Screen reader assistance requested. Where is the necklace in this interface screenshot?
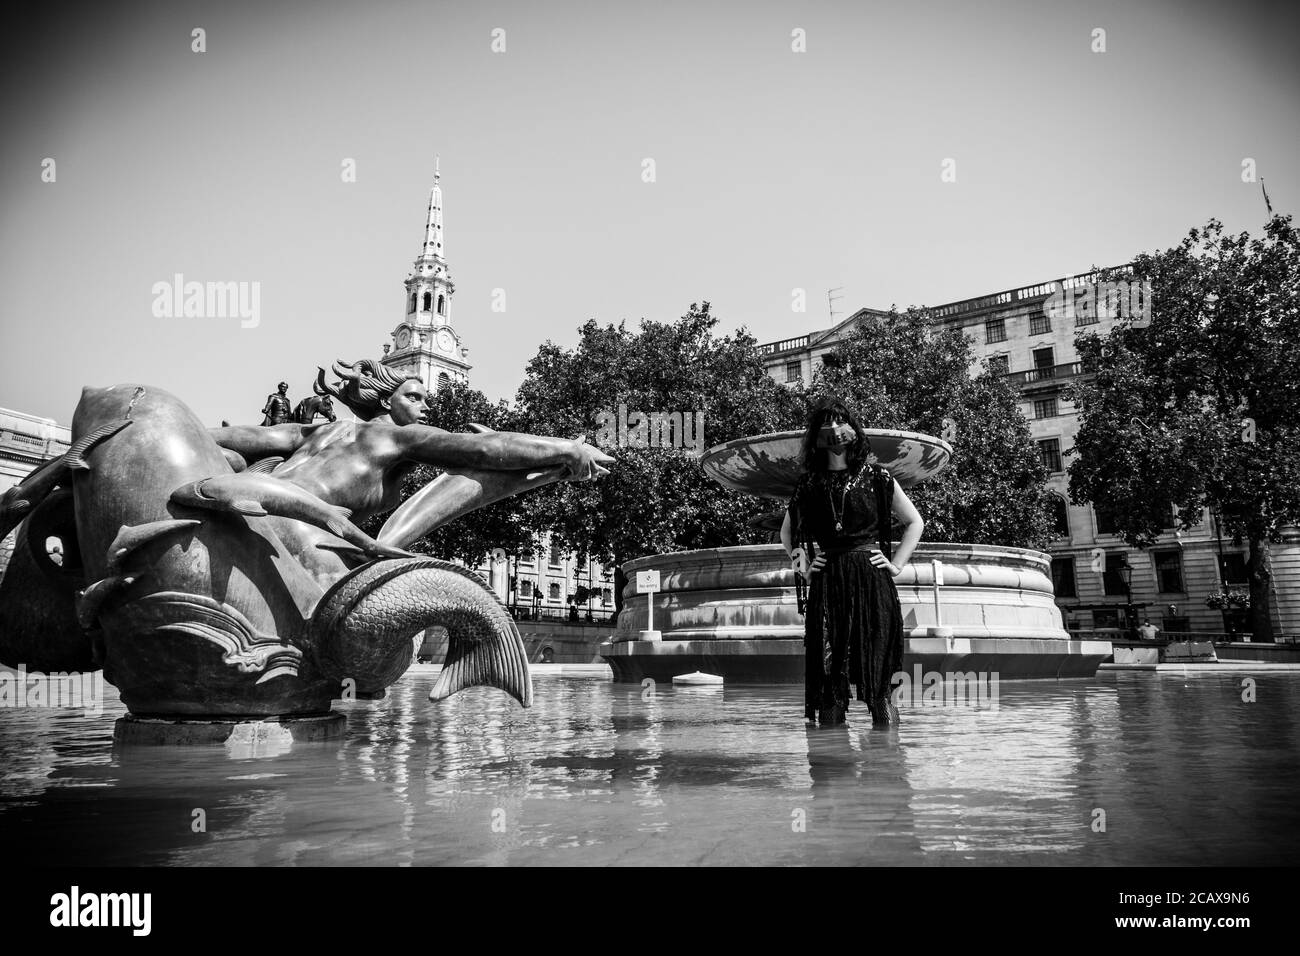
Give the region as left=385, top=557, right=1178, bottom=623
left=826, top=469, right=854, bottom=533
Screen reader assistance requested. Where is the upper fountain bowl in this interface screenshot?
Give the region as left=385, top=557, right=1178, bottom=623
left=701, top=428, right=952, bottom=499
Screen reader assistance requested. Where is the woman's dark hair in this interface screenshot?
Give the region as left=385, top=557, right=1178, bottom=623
left=799, top=394, right=873, bottom=474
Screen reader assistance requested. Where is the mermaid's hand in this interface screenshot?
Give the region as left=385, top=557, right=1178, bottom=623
left=566, top=435, right=614, bottom=480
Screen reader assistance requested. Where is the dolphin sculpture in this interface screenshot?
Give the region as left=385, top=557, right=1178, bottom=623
left=0, top=381, right=567, bottom=719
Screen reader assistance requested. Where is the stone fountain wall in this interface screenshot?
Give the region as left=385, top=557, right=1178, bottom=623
left=602, top=542, right=1110, bottom=682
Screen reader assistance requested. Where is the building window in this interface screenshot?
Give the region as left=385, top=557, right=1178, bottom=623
left=1033, top=397, right=1058, bottom=419
left=1030, top=347, right=1055, bottom=382
left=437, top=372, right=451, bottom=390
left=1029, top=307, right=1051, bottom=336
left=1051, top=557, right=1076, bottom=597
left=409, top=293, right=417, bottom=313
left=1095, top=505, right=1118, bottom=535
left=601, top=588, right=613, bottom=605
left=548, top=582, right=561, bottom=601
left=1038, top=438, right=1062, bottom=473
left=1093, top=608, right=1121, bottom=629
left=422, top=292, right=432, bottom=312
left=785, top=362, right=801, bottom=383
left=520, top=580, right=533, bottom=598
left=986, top=318, right=1007, bottom=344
left=1049, top=496, right=1069, bottom=538
left=1218, top=553, right=1248, bottom=586
left=1153, top=549, right=1184, bottom=593
left=1074, top=302, right=1099, bottom=326
left=987, top=354, right=1009, bottom=376
left=1103, top=552, right=1129, bottom=596
left=549, top=539, right=563, bottom=566
left=437, top=294, right=446, bottom=315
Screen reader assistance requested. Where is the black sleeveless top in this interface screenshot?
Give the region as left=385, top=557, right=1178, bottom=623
left=787, top=464, right=894, bottom=556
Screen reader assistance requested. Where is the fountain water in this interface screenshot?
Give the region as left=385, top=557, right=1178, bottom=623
left=602, top=429, right=1110, bottom=682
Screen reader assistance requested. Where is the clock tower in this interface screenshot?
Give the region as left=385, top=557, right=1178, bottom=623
left=382, top=157, right=472, bottom=392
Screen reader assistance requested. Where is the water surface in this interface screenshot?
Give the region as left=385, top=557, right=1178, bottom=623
left=2, top=665, right=1297, bottom=865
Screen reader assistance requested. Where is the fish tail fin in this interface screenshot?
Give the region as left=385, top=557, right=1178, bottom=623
left=430, top=613, right=532, bottom=708
left=64, top=419, right=132, bottom=471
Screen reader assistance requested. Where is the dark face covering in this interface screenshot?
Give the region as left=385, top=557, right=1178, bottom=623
left=814, top=408, right=854, bottom=450
left=815, top=421, right=855, bottom=449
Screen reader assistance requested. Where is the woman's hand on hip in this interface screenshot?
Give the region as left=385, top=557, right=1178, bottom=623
left=807, top=554, right=827, bottom=575
left=870, top=550, right=901, bottom=577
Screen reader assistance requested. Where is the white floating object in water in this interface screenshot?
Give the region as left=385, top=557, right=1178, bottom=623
left=673, top=671, right=723, bottom=686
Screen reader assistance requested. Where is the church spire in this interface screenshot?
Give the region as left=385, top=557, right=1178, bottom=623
left=383, top=159, right=469, bottom=394
left=422, top=155, right=444, bottom=261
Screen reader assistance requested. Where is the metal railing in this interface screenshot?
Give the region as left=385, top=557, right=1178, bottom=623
left=1001, top=361, right=1086, bottom=388
left=507, top=606, right=616, bottom=626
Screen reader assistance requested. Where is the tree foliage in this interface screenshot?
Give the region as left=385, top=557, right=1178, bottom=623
left=1066, top=215, right=1300, bottom=640
left=513, top=303, right=806, bottom=593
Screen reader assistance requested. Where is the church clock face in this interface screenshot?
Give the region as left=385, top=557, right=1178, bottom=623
left=395, top=327, right=411, bottom=350
left=436, top=328, right=455, bottom=353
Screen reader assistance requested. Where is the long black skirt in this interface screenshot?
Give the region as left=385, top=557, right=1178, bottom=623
left=804, top=550, right=905, bottom=720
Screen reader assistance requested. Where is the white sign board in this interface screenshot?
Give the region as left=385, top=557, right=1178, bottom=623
left=636, top=570, right=661, bottom=594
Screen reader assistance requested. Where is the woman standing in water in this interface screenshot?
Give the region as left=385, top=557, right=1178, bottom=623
left=780, top=396, right=924, bottom=726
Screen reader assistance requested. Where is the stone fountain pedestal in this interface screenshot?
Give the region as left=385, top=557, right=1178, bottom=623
left=603, top=543, right=1110, bottom=682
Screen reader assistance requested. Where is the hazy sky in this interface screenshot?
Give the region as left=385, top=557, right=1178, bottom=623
left=2, top=0, right=1296, bottom=425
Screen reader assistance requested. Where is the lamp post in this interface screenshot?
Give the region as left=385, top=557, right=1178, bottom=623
left=1116, top=554, right=1134, bottom=639
left=586, top=556, right=594, bottom=622
left=511, top=553, right=519, bottom=618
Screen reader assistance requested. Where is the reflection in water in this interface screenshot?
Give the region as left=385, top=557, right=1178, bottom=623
left=1, top=665, right=1298, bottom=865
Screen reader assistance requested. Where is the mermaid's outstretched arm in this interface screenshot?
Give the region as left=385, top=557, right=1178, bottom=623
left=378, top=464, right=568, bottom=549
left=392, top=424, right=613, bottom=479
left=209, top=423, right=320, bottom=461
left=377, top=424, right=612, bottom=549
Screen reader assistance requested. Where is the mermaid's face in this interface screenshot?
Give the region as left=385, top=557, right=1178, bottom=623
left=387, top=379, right=429, bottom=425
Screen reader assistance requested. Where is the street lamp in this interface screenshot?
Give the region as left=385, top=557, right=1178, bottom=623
left=1115, top=554, right=1134, bottom=638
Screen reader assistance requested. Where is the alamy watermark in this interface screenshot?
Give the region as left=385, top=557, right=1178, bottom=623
left=50, top=886, right=151, bottom=936
left=594, top=403, right=705, bottom=456
left=151, top=273, right=261, bottom=328
left=1044, top=279, right=1152, bottom=328
left=0, top=664, right=104, bottom=716
left=891, top=665, right=999, bottom=710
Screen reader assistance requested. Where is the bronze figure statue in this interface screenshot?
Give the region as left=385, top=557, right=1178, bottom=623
left=260, top=381, right=291, bottom=426
left=0, top=359, right=614, bottom=727
left=291, top=393, right=335, bottom=425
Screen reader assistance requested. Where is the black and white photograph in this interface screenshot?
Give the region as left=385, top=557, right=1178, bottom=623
left=0, top=0, right=1295, bottom=924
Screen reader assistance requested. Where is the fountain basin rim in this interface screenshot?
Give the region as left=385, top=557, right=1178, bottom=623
left=622, top=541, right=1056, bottom=568
left=700, top=427, right=954, bottom=463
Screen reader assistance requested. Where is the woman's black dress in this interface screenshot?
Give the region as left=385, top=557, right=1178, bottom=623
left=787, top=463, right=905, bottom=722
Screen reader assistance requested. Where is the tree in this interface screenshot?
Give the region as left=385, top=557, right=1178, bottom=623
left=514, top=303, right=806, bottom=610
left=812, top=308, right=1055, bottom=548
left=1066, top=215, right=1300, bottom=641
